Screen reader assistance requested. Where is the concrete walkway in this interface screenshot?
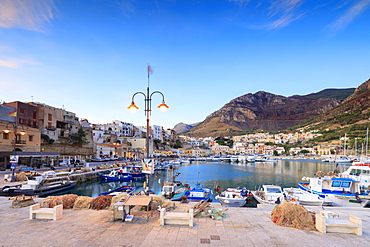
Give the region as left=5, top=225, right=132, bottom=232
left=0, top=196, right=369, bottom=247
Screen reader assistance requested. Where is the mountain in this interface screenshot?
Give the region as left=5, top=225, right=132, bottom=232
left=173, top=122, right=199, bottom=134
left=300, top=79, right=370, bottom=130
left=186, top=88, right=355, bottom=137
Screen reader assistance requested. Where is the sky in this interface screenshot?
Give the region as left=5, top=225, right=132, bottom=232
left=1, top=0, right=370, bottom=130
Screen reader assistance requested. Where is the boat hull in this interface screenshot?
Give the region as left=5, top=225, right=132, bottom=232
left=99, top=185, right=136, bottom=196
left=0, top=181, right=77, bottom=197
left=215, top=196, right=247, bottom=207
left=100, top=175, right=132, bottom=181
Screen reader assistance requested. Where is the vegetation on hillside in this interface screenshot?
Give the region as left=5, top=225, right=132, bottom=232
left=302, top=88, right=355, bottom=100
left=70, top=128, right=89, bottom=144
left=215, top=137, right=233, bottom=148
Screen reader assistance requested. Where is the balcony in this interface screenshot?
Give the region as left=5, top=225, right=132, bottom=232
left=12, top=140, right=27, bottom=145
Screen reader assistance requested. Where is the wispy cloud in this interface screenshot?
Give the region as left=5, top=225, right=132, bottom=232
left=229, top=0, right=253, bottom=7
left=0, top=57, right=39, bottom=68
left=326, top=0, right=370, bottom=33
left=230, top=0, right=305, bottom=29
left=0, top=0, right=56, bottom=32
left=267, top=0, right=305, bottom=29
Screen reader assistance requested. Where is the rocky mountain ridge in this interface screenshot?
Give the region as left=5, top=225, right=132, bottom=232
left=173, top=122, right=199, bottom=134
left=183, top=87, right=356, bottom=137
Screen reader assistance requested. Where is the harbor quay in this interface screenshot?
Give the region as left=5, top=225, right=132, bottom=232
left=0, top=196, right=369, bottom=247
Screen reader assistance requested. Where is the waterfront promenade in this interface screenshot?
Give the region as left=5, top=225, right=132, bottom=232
left=0, top=196, right=369, bottom=247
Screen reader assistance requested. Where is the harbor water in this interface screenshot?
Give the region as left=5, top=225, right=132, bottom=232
left=51, top=159, right=350, bottom=198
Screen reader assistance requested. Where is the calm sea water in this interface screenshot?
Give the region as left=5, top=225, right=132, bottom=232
left=52, top=159, right=351, bottom=198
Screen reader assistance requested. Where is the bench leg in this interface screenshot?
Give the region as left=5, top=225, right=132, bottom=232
left=160, top=208, right=166, bottom=226
left=189, top=209, right=194, bottom=227
left=315, top=214, right=326, bottom=233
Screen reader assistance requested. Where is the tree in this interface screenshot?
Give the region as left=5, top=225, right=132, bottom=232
left=299, top=149, right=310, bottom=155
left=153, top=139, right=161, bottom=149
left=173, top=139, right=183, bottom=149
left=41, top=134, right=54, bottom=144
left=70, top=128, right=88, bottom=144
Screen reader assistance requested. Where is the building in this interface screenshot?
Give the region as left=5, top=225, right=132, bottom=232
left=28, top=102, right=81, bottom=142
left=4, top=101, right=38, bottom=128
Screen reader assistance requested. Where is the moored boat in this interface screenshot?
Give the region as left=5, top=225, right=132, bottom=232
left=0, top=173, right=76, bottom=197
left=161, top=181, right=190, bottom=200
left=298, top=163, right=370, bottom=207
left=251, top=185, right=284, bottom=204
left=99, top=170, right=133, bottom=181
left=215, top=188, right=248, bottom=207
left=184, top=187, right=212, bottom=202
left=99, top=185, right=136, bottom=196
left=230, top=155, right=239, bottom=163
left=118, top=165, right=146, bottom=179
left=283, top=187, right=328, bottom=206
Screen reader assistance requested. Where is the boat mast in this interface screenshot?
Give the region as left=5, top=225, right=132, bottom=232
left=366, top=127, right=369, bottom=158
left=343, top=133, right=347, bottom=156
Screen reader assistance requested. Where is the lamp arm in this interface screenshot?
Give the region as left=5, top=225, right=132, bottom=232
left=150, top=91, right=166, bottom=101
left=131, top=91, right=146, bottom=102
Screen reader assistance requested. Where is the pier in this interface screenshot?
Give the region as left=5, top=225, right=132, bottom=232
left=0, top=196, right=369, bottom=246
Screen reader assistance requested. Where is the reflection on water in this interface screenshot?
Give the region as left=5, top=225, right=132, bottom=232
left=51, top=159, right=351, bottom=198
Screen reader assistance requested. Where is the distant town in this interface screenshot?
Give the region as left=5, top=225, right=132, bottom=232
left=0, top=100, right=358, bottom=170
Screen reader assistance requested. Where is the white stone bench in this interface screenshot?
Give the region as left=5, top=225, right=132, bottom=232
left=316, top=213, right=362, bottom=235
left=30, top=204, right=63, bottom=220
left=160, top=208, right=194, bottom=227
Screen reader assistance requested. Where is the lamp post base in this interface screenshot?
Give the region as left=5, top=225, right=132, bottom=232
left=11, top=169, right=16, bottom=182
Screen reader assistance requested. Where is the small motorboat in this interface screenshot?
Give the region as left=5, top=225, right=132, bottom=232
left=99, top=185, right=136, bottom=196
left=161, top=181, right=190, bottom=200
left=251, top=185, right=284, bottom=204
left=215, top=188, right=248, bottom=207
left=283, top=187, right=326, bottom=206
left=184, top=187, right=212, bottom=202
left=99, top=170, right=133, bottom=181
left=0, top=173, right=76, bottom=197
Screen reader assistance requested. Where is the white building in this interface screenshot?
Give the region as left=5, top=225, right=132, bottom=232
left=152, top=125, right=163, bottom=141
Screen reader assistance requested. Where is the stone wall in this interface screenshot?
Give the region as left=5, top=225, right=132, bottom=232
left=41, top=143, right=93, bottom=156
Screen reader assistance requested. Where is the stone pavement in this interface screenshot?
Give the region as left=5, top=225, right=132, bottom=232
left=0, top=196, right=369, bottom=247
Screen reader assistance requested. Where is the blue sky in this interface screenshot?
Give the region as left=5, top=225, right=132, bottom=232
left=1, top=0, right=370, bottom=129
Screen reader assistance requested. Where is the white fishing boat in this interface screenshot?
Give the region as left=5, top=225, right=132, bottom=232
left=238, top=155, right=246, bottom=163
left=299, top=162, right=370, bottom=207
left=0, top=172, right=76, bottom=197
left=246, top=155, right=255, bottom=163
left=255, top=156, right=278, bottom=162
left=230, top=155, right=239, bottom=162
left=283, top=187, right=329, bottom=206
left=251, top=185, right=284, bottom=204
left=215, top=188, right=248, bottom=207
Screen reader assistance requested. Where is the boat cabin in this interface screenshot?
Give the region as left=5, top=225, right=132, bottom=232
left=262, top=185, right=284, bottom=202
left=308, top=177, right=360, bottom=194
left=221, top=188, right=247, bottom=198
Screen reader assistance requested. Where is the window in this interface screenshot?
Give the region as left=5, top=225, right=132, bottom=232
left=341, top=182, right=351, bottom=188
left=33, top=111, right=37, bottom=119
left=29, top=135, right=33, bottom=142
left=20, top=108, right=25, bottom=113
left=3, top=133, right=9, bottom=140
left=331, top=181, right=341, bottom=187
left=48, top=113, right=52, bottom=121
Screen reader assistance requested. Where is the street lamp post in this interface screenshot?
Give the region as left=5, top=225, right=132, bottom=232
left=2, top=122, right=26, bottom=182
left=127, top=66, right=169, bottom=158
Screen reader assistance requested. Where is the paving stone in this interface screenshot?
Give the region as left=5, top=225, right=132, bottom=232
left=1, top=198, right=370, bottom=246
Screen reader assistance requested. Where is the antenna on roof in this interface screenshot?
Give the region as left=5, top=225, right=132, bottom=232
left=31, top=96, right=33, bottom=102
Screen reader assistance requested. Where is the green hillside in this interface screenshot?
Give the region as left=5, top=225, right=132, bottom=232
left=302, top=88, right=355, bottom=100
